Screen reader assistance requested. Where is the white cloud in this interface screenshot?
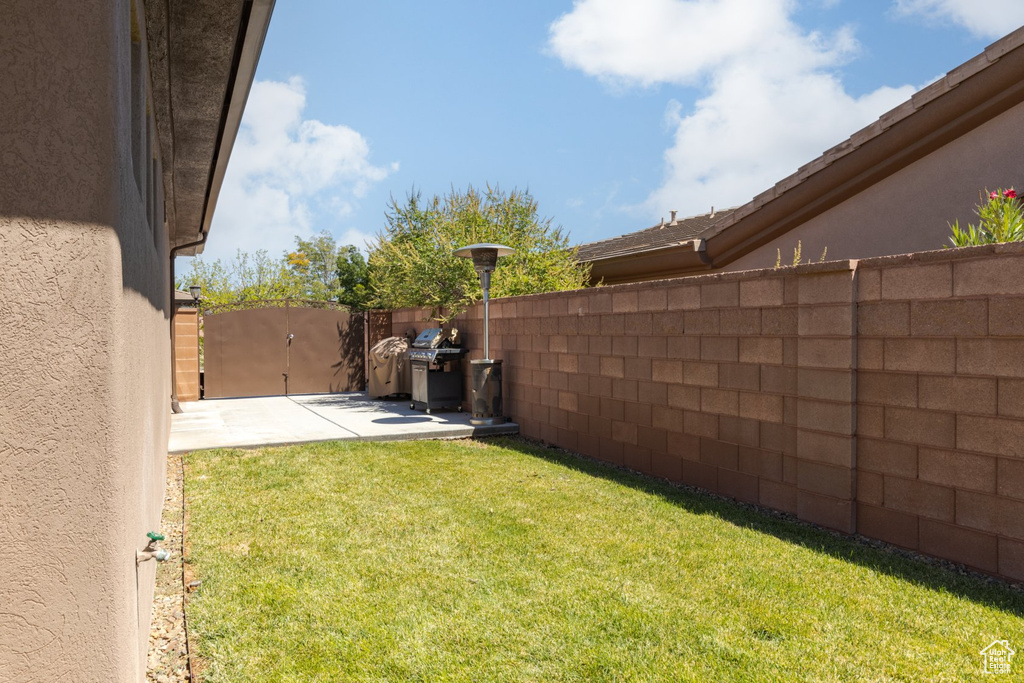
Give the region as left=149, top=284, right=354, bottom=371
left=548, top=0, right=917, bottom=223
left=648, top=60, right=916, bottom=219
left=548, top=0, right=850, bottom=88
left=204, top=76, right=393, bottom=262
left=892, top=0, right=1024, bottom=39
left=336, top=227, right=376, bottom=254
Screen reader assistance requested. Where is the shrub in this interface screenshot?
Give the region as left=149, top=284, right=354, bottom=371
left=774, top=240, right=827, bottom=268
left=367, top=185, right=590, bottom=322
left=947, top=188, right=1023, bottom=247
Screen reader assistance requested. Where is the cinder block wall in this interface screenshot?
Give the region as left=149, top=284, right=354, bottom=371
left=389, top=243, right=1024, bottom=582
left=855, top=245, right=1024, bottom=580
left=174, top=307, right=200, bottom=401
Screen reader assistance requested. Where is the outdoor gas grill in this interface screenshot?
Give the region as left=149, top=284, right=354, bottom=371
left=408, top=328, right=468, bottom=413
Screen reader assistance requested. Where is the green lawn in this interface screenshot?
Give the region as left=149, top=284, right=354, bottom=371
left=184, top=437, right=1024, bottom=682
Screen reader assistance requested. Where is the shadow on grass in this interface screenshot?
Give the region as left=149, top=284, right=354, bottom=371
left=483, top=435, right=1024, bottom=619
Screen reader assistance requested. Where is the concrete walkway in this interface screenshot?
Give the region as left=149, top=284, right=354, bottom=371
left=169, top=392, right=518, bottom=453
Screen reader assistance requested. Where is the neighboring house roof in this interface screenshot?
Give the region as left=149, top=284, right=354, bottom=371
left=576, top=209, right=735, bottom=263
left=147, top=0, right=275, bottom=254
left=580, top=25, right=1024, bottom=284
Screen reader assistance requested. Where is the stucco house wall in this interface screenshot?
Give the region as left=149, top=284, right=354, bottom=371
left=0, top=3, right=170, bottom=680
left=0, top=0, right=272, bottom=679
left=726, top=101, right=1024, bottom=272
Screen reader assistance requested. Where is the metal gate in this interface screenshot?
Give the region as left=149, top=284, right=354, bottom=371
left=203, top=301, right=365, bottom=398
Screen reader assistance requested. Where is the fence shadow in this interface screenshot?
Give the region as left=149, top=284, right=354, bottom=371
left=484, top=435, right=1024, bottom=618
left=330, top=314, right=365, bottom=392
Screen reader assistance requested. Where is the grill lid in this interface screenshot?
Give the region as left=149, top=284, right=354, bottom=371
left=412, top=328, right=445, bottom=348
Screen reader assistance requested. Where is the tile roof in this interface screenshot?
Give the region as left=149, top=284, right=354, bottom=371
left=576, top=24, right=1024, bottom=271
left=703, top=24, right=1024, bottom=242
left=576, top=209, right=735, bottom=262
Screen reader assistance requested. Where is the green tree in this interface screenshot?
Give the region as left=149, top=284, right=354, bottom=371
left=286, top=231, right=342, bottom=300
left=177, top=249, right=298, bottom=309
left=335, top=245, right=371, bottom=311
left=367, top=185, right=591, bottom=321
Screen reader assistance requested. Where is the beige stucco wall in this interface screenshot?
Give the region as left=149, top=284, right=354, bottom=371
left=0, top=2, right=170, bottom=681
left=726, top=100, right=1024, bottom=272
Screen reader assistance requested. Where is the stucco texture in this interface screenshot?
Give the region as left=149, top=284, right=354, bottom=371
left=0, top=2, right=170, bottom=681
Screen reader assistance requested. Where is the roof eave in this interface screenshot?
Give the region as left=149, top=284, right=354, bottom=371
left=195, top=0, right=275, bottom=253
left=588, top=242, right=711, bottom=284
left=585, top=26, right=1024, bottom=278
left=149, top=0, right=276, bottom=255
left=704, top=39, right=1024, bottom=266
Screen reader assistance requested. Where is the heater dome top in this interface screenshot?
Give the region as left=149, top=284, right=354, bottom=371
left=453, top=243, right=515, bottom=258
left=453, top=243, right=515, bottom=273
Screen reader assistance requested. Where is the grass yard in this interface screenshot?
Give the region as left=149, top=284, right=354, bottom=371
left=184, top=437, right=1024, bottom=682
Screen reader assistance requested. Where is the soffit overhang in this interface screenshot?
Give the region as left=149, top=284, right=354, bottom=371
left=145, top=0, right=275, bottom=254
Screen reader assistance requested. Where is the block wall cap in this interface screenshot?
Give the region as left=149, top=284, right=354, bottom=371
left=858, top=243, right=1024, bottom=270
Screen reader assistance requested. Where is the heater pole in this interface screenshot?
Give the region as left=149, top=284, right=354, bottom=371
left=454, top=243, right=514, bottom=426
left=481, top=270, right=491, bottom=360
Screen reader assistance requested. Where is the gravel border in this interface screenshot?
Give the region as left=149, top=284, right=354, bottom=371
left=146, top=453, right=191, bottom=683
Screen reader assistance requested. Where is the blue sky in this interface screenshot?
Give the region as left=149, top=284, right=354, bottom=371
left=196, top=0, right=1024, bottom=266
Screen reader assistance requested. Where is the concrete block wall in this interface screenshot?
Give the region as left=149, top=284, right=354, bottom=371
left=174, top=306, right=200, bottom=401
left=389, top=243, right=1024, bottom=581
left=855, top=245, right=1024, bottom=580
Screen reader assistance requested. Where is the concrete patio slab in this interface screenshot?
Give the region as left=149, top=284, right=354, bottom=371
left=169, top=392, right=518, bottom=453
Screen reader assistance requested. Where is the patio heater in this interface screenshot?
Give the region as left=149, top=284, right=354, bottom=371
left=454, top=243, right=514, bottom=425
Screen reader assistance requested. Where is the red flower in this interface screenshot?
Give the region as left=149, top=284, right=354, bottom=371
left=1005, top=189, right=1018, bottom=199
left=990, top=191, right=1000, bottom=199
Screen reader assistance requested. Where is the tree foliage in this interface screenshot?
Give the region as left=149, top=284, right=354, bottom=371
left=367, top=185, right=590, bottom=321
left=286, top=232, right=342, bottom=301
left=178, top=249, right=297, bottom=309
left=335, top=245, right=372, bottom=311
left=177, top=232, right=371, bottom=310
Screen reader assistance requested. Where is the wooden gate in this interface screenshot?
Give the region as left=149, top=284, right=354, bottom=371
left=203, top=302, right=364, bottom=398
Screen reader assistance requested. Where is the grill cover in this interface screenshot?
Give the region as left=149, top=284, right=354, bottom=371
left=367, top=336, right=411, bottom=397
